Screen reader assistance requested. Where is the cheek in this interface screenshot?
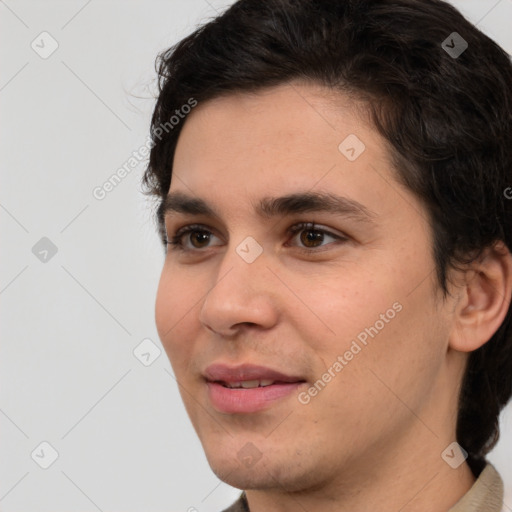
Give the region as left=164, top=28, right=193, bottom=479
left=155, top=267, right=197, bottom=368
left=286, top=263, right=399, bottom=353
left=155, top=269, right=173, bottom=340
left=293, top=256, right=444, bottom=398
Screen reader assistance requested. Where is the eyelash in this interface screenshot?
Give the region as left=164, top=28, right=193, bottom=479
left=165, top=222, right=348, bottom=254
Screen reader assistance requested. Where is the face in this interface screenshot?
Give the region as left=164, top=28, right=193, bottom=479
left=155, top=82, right=458, bottom=491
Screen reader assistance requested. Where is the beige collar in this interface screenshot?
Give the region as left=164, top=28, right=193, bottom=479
left=448, top=462, right=504, bottom=512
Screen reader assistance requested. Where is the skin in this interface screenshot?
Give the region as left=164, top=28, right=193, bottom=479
left=155, top=81, right=512, bottom=512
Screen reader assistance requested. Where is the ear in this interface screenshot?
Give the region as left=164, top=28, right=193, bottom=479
left=449, top=241, right=512, bottom=353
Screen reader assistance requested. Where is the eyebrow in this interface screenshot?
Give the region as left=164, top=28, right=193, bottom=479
left=158, top=191, right=377, bottom=226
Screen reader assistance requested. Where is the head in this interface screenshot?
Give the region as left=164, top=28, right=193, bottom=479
left=144, top=0, right=512, bottom=489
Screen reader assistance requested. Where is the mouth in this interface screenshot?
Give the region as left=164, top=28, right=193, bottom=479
left=216, top=379, right=282, bottom=389
left=203, top=363, right=307, bottom=414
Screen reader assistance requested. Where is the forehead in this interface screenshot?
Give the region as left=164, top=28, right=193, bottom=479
left=173, top=83, right=388, bottom=181
left=166, top=82, right=415, bottom=229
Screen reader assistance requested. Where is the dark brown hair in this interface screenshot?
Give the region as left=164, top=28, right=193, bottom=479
left=143, top=0, right=512, bottom=476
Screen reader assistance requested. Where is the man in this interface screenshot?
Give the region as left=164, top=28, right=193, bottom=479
left=143, top=0, right=512, bottom=510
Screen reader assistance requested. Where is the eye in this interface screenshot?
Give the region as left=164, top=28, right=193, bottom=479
left=286, top=222, right=348, bottom=251
left=165, top=223, right=222, bottom=251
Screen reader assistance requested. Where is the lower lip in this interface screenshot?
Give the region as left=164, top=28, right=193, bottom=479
left=206, top=381, right=304, bottom=413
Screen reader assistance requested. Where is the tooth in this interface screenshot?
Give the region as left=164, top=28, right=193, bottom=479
left=225, top=382, right=242, bottom=388
left=241, top=380, right=260, bottom=389
left=259, top=379, right=274, bottom=387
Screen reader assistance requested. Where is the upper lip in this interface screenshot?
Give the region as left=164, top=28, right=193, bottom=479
left=203, top=363, right=305, bottom=384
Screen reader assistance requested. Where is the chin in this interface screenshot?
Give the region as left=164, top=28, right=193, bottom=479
left=212, top=467, right=273, bottom=490
left=204, top=441, right=318, bottom=492
left=201, top=438, right=268, bottom=485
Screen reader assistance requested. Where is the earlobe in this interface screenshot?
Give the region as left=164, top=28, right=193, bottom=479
left=449, top=241, right=512, bottom=353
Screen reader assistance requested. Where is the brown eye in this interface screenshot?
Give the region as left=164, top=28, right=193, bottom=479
left=288, top=222, right=348, bottom=252
left=189, top=231, right=211, bottom=248
left=300, top=229, right=325, bottom=248
left=166, top=224, right=223, bottom=251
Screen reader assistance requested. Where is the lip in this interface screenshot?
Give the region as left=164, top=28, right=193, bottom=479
left=204, top=363, right=305, bottom=383
left=204, top=363, right=307, bottom=414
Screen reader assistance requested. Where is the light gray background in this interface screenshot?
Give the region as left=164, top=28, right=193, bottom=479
left=1, top=1, right=511, bottom=511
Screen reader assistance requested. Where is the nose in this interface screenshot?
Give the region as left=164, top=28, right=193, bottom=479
left=199, top=241, right=279, bottom=337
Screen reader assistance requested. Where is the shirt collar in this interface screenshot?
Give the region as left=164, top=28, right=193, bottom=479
left=448, top=462, right=504, bottom=512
